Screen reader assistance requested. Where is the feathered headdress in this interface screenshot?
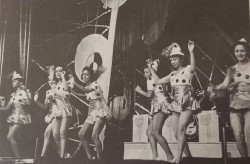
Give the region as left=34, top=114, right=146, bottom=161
left=239, top=38, right=247, bottom=43
left=46, top=65, right=55, bottom=81
left=161, top=42, right=184, bottom=57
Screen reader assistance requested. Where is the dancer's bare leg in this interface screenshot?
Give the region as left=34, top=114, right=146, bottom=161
left=79, top=122, right=93, bottom=159
left=172, top=110, right=193, bottom=163
left=230, top=112, right=248, bottom=157
left=172, top=112, right=192, bottom=157
left=41, top=123, right=53, bottom=157
left=147, top=118, right=158, bottom=159
left=52, top=118, right=61, bottom=156
left=152, top=112, right=173, bottom=161
left=91, top=118, right=106, bottom=159
left=60, top=117, right=70, bottom=158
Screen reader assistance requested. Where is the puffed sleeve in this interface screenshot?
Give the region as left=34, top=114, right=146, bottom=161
left=46, top=89, right=53, bottom=98
left=185, top=65, right=191, bottom=72
left=17, top=90, right=31, bottom=106
left=11, top=92, right=15, bottom=97
left=66, top=77, right=74, bottom=90
left=89, top=81, right=99, bottom=91
left=226, top=65, right=235, bottom=79
left=147, top=78, right=156, bottom=91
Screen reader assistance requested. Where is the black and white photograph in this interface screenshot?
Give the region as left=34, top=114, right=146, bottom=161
left=0, top=0, right=249, bottom=164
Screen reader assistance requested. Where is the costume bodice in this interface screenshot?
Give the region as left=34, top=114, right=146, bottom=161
left=147, top=77, right=164, bottom=94
left=86, top=81, right=103, bottom=100
left=51, top=78, right=74, bottom=110
left=232, top=64, right=250, bottom=84
left=11, top=89, right=31, bottom=112
left=170, top=65, right=193, bottom=86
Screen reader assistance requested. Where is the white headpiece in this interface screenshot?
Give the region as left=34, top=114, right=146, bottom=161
left=239, top=38, right=247, bottom=43
left=12, top=71, right=23, bottom=81
left=162, top=42, right=184, bottom=57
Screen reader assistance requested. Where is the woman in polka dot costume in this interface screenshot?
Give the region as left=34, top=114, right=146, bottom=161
left=135, top=62, right=173, bottom=161
left=50, top=66, right=74, bottom=158
left=149, top=40, right=198, bottom=163
left=74, top=66, right=111, bottom=159
left=34, top=78, right=59, bottom=157
left=0, top=72, right=32, bottom=157
left=208, top=41, right=250, bottom=157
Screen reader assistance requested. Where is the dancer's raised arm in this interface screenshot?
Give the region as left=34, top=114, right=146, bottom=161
left=147, top=59, right=171, bottom=84
left=74, top=81, right=94, bottom=93
left=188, top=40, right=196, bottom=73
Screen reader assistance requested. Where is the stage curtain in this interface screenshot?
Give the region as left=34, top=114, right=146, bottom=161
left=114, top=0, right=171, bottom=53
left=19, top=0, right=32, bottom=85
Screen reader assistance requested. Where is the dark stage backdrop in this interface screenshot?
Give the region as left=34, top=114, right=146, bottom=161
left=0, top=0, right=249, bottom=159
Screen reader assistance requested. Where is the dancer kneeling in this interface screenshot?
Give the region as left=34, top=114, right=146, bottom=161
left=74, top=66, right=111, bottom=159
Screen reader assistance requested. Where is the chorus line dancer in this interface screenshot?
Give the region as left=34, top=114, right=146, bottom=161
left=34, top=66, right=61, bottom=157
left=74, top=66, right=111, bottom=159
left=135, top=59, right=173, bottom=161
left=0, top=72, right=32, bottom=157
left=37, top=65, right=74, bottom=158
left=149, top=41, right=199, bottom=163
left=208, top=41, right=250, bottom=157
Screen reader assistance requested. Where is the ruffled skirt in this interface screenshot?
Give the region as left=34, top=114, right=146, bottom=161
left=150, top=94, right=171, bottom=115
left=230, top=92, right=250, bottom=110
left=85, top=98, right=112, bottom=124
left=51, top=101, right=73, bottom=118
left=7, top=110, right=31, bottom=125
left=170, top=88, right=200, bottom=113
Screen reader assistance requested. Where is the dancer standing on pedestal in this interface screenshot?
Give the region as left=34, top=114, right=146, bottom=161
left=208, top=41, right=250, bottom=157
left=135, top=60, right=174, bottom=161
left=0, top=72, right=32, bottom=157
left=149, top=41, right=199, bottom=163
left=74, top=66, right=112, bottom=159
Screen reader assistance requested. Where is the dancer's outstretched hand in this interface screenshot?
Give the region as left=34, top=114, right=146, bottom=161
left=188, top=40, right=195, bottom=52
left=34, top=92, right=39, bottom=102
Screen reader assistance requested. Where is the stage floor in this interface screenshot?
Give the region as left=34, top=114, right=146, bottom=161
left=124, top=142, right=241, bottom=160
left=0, top=157, right=250, bottom=164
left=0, top=142, right=246, bottom=164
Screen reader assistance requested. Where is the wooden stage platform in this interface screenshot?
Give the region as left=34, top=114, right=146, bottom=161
left=0, top=157, right=250, bottom=164
left=0, top=142, right=248, bottom=164
left=124, top=142, right=241, bottom=160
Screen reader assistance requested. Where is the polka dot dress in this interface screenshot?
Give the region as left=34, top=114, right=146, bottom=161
left=147, top=77, right=171, bottom=115
left=229, top=64, right=250, bottom=110
left=170, top=65, right=192, bottom=86
left=7, top=89, right=31, bottom=124
left=51, top=80, right=73, bottom=118
left=169, top=65, right=200, bottom=112
left=85, top=81, right=111, bottom=124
